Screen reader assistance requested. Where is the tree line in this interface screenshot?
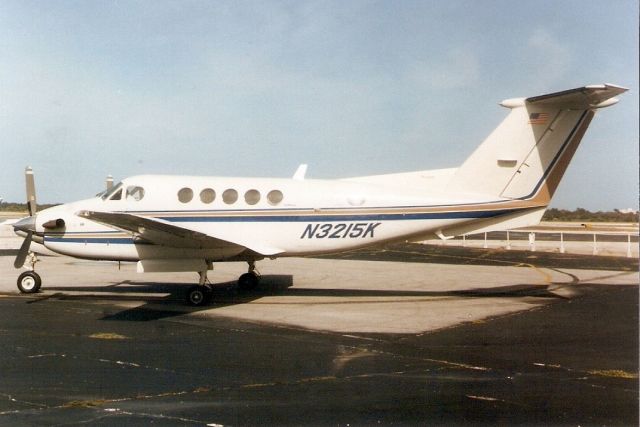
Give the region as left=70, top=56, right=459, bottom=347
left=542, top=208, right=638, bottom=223
left=0, top=202, right=59, bottom=212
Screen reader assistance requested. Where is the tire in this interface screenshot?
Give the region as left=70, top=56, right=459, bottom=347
left=186, top=286, right=211, bottom=306
left=238, top=272, right=259, bottom=291
left=17, top=271, right=41, bottom=294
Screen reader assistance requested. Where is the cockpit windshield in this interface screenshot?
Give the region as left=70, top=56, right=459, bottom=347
left=101, top=182, right=123, bottom=200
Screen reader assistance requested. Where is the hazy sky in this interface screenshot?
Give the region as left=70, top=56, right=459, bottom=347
left=0, top=0, right=637, bottom=209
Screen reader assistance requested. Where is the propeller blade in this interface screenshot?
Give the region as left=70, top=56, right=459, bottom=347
left=14, top=231, right=33, bottom=268
left=25, top=166, right=37, bottom=216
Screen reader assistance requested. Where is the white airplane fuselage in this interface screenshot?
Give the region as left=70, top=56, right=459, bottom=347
left=35, top=173, right=525, bottom=262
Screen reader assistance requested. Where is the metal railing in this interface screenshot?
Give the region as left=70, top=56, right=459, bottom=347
left=447, top=228, right=639, bottom=258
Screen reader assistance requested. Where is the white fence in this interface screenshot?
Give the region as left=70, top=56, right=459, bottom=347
left=430, top=228, right=639, bottom=258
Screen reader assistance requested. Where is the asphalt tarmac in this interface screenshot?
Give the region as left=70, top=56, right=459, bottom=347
left=318, top=242, right=639, bottom=271
left=0, top=245, right=638, bottom=426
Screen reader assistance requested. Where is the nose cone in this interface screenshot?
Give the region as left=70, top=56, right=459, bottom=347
left=13, top=215, right=36, bottom=234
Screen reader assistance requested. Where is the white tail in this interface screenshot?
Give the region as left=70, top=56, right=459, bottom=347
left=447, top=84, right=628, bottom=205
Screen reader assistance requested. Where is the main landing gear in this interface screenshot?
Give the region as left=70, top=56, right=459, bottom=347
left=185, top=261, right=261, bottom=306
left=17, top=252, right=41, bottom=294
left=238, top=261, right=260, bottom=291
left=186, top=270, right=213, bottom=306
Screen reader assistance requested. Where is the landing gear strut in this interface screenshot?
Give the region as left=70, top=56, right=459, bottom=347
left=17, top=252, right=41, bottom=294
left=238, top=261, right=260, bottom=292
left=186, top=270, right=212, bottom=306
left=185, top=261, right=261, bottom=305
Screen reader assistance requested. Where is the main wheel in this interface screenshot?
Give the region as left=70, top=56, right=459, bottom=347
left=238, top=272, right=259, bottom=291
left=186, top=286, right=211, bottom=306
left=17, top=271, right=41, bottom=294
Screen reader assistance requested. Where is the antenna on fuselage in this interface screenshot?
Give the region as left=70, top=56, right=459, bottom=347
left=293, top=164, right=308, bottom=180
left=106, top=175, right=114, bottom=191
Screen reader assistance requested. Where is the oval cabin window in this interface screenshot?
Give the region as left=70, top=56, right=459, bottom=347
left=244, top=189, right=260, bottom=205
left=178, top=187, right=193, bottom=203
left=267, top=190, right=283, bottom=205
left=200, top=188, right=216, bottom=204
left=222, top=189, right=238, bottom=204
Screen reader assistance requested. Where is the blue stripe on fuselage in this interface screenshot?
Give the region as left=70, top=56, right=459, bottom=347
left=157, top=209, right=515, bottom=223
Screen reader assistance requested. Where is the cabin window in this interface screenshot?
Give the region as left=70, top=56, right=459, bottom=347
left=126, top=186, right=145, bottom=201
left=267, top=190, right=283, bottom=205
left=178, top=187, right=193, bottom=203
left=222, top=189, right=238, bottom=204
left=244, top=189, right=260, bottom=205
left=200, top=188, right=216, bottom=204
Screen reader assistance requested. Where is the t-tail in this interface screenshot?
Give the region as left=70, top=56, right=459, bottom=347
left=440, top=84, right=627, bottom=236
left=448, top=84, right=627, bottom=201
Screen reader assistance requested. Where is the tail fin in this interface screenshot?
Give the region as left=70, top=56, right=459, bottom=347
left=446, top=84, right=627, bottom=205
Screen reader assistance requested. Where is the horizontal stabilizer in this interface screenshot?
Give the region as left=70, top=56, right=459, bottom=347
left=526, top=84, right=628, bottom=110
left=525, top=83, right=628, bottom=109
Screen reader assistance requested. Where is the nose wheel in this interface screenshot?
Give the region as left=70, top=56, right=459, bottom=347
left=17, top=252, right=42, bottom=294
left=17, top=271, right=42, bottom=294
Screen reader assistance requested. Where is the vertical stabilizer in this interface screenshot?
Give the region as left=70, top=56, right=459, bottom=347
left=446, top=84, right=627, bottom=205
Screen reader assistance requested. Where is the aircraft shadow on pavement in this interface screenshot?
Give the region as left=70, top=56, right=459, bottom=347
left=36, top=274, right=573, bottom=322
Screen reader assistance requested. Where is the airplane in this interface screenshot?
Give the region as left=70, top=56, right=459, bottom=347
left=11, top=83, right=628, bottom=305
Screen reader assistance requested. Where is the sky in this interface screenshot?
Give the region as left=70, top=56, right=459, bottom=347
left=0, top=0, right=638, bottom=210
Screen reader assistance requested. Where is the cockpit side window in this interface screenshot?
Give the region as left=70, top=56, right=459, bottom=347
left=126, top=186, right=145, bottom=201
left=101, top=182, right=123, bottom=200
left=109, top=188, right=122, bottom=201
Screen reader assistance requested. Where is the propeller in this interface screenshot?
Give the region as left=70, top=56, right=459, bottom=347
left=25, top=166, right=37, bottom=216
left=14, top=231, right=33, bottom=268
left=13, top=167, right=38, bottom=268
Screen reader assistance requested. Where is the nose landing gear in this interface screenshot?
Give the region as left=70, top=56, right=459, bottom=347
left=17, top=270, right=41, bottom=293
left=17, top=252, right=41, bottom=294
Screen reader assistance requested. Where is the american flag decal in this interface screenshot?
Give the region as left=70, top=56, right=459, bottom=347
left=528, top=112, right=549, bottom=125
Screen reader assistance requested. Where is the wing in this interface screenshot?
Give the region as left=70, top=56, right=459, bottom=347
left=76, top=210, right=283, bottom=256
